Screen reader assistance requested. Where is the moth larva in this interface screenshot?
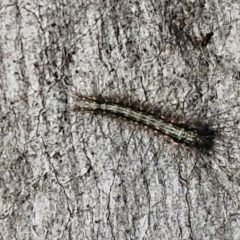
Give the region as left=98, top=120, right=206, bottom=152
left=73, top=96, right=215, bottom=150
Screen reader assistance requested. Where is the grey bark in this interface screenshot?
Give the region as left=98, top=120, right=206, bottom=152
left=1, top=0, right=240, bottom=239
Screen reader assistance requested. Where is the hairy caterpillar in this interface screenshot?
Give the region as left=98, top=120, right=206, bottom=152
left=72, top=94, right=215, bottom=150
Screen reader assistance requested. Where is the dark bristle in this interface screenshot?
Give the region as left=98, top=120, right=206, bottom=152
left=193, top=125, right=215, bottom=150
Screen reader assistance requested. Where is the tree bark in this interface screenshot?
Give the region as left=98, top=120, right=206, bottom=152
left=1, top=1, right=240, bottom=239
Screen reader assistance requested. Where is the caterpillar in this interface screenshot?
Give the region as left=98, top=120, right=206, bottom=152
left=72, top=94, right=215, bottom=150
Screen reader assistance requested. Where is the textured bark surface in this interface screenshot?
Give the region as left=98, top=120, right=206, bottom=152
left=1, top=1, right=240, bottom=239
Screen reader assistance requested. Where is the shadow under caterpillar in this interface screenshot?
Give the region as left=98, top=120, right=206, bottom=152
left=72, top=94, right=215, bottom=151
